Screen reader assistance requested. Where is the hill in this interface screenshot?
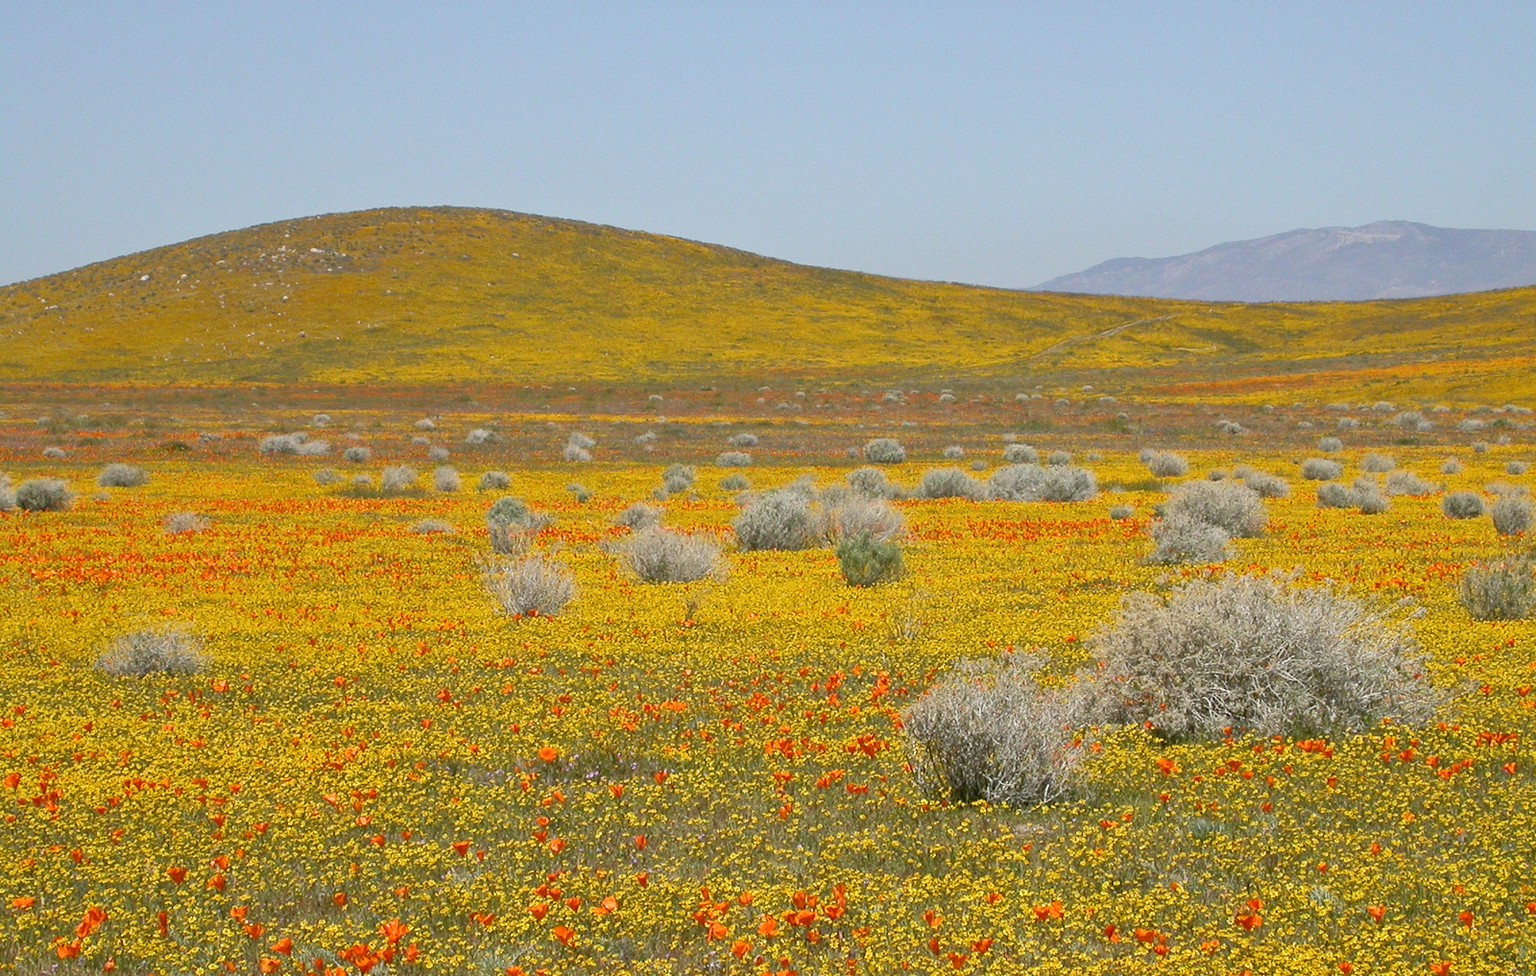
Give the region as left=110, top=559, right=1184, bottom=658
left=2, top=207, right=1535, bottom=403
left=1034, top=221, right=1536, bottom=302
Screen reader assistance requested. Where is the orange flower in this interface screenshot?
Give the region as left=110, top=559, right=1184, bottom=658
left=758, top=917, right=779, bottom=938
left=537, top=747, right=559, bottom=763
left=380, top=918, right=409, bottom=945
left=167, top=866, right=188, bottom=885
left=9, top=897, right=34, bottom=911
left=451, top=840, right=471, bottom=857
left=731, top=939, right=750, bottom=959
left=529, top=903, right=550, bottom=921
left=1367, top=905, right=1386, bottom=923
left=1032, top=901, right=1064, bottom=921
left=272, top=937, right=293, bottom=955
left=552, top=925, right=575, bottom=946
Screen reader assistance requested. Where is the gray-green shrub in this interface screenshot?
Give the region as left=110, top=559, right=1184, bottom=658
left=483, top=555, right=576, bottom=618
left=380, top=466, right=419, bottom=496
left=1144, top=451, right=1189, bottom=477
left=98, top=464, right=148, bottom=488
left=434, top=465, right=461, bottom=492
left=0, top=474, right=14, bottom=512
left=97, top=627, right=206, bottom=677
left=661, top=464, right=696, bottom=496
left=1490, top=493, right=1532, bottom=536
left=163, top=513, right=209, bottom=535
left=903, top=655, right=1083, bottom=807
left=1443, top=491, right=1486, bottom=519
left=1147, top=514, right=1232, bottom=565
left=478, top=471, right=511, bottom=491
left=1165, top=480, right=1266, bottom=538
left=343, top=446, right=371, bottom=464
left=915, top=467, right=987, bottom=501
left=863, top=438, right=907, bottom=464
left=1459, top=557, right=1535, bottom=620
left=1361, top=454, right=1396, bottom=473
left=1318, top=436, right=1343, bottom=453
left=826, top=496, right=904, bottom=544
left=716, top=451, right=753, bottom=467
left=1002, top=443, right=1038, bottom=464
left=621, top=527, right=724, bottom=583
left=616, top=503, right=663, bottom=531
left=1385, top=471, right=1436, bottom=497
left=848, top=467, right=896, bottom=499
left=1301, top=458, right=1343, bottom=481
left=1084, top=574, right=1437, bottom=741
left=733, top=489, right=825, bottom=551
left=410, top=519, right=455, bottom=534
left=835, top=533, right=904, bottom=587
left=16, top=479, right=73, bottom=512
left=719, top=473, right=751, bottom=491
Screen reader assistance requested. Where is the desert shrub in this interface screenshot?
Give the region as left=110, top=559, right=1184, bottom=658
left=1440, top=458, right=1463, bottom=475
left=0, top=474, right=14, bottom=512
left=563, top=439, right=593, bottom=463
left=42, top=446, right=67, bottom=460
left=1166, top=481, right=1266, bottom=538
left=621, top=527, right=724, bottom=584
left=486, top=497, right=549, bottom=533
left=903, top=655, right=1083, bottom=807
left=98, top=463, right=148, bottom=488
left=987, top=463, right=1097, bottom=503
left=848, top=467, right=896, bottom=499
left=566, top=483, right=592, bottom=504
left=634, top=431, right=658, bottom=447
left=661, top=464, right=696, bottom=496
left=1084, top=574, right=1437, bottom=741
left=1316, top=483, right=1354, bottom=509
left=942, top=445, right=965, bottom=460
left=259, top=433, right=329, bottom=456
left=163, top=513, right=209, bottom=535
left=1143, top=452, right=1189, bottom=477
left=380, top=466, right=419, bottom=496
left=729, top=433, right=759, bottom=448
left=1361, top=453, right=1396, bottom=473
left=1353, top=479, right=1391, bottom=515
left=1301, top=458, right=1343, bottom=481
left=915, top=467, right=987, bottom=501
left=410, top=519, right=455, bottom=535
left=1239, top=470, right=1291, bottom=499
left=1473, top=441, right=1490, bottom=454
left=414, top=418, right=436, bottom=431
left=1508, top=461, right=1530, bottom=476
left=716, top=451, right=753, bottom=467
left=434, top=466, right=461, bottom=493
left=1490, top=492, right=1533, bottom=536
left=483, top=555, right=576, bottom=618
left=97, top=627, right=205, bottom=677
left=344, top=446, right=372, bottom=463
left=835, top=533, right=904, bottom=587
left=1047, top=450, right=1072, bottom=466
left=863, top=438, right=906, bottom=464
left=1318, top=436, right=1343, bottom=453
left=719, top=473, right=751, bottom=491
left=1109, top=505, right=1135, bottom=520
left=313, top=469, right=341, bottom=487
left=826, top=496, right=904, bottom=544
left=1002, top=443, right=1038, bottom=464
left=733, top=489, right=825, bottom=551
left=1459, top=557, right=1535, bottom=620
left=1147, top=514, right=1233, bottom=565
left=615, top=503, right=662, bottom=531
left=465, top=428, right=496, bottom=446
left=1385, top=471, right=1436, bottom=497
left=16, top=479, right=73, bottom=512
left=478, top=471, right=511, bottom=491
left=427, top=446, right=450, bottom=462
left=1443, top=491, right=1486, bottom=519
left=312, top=413, right=332, bottom=427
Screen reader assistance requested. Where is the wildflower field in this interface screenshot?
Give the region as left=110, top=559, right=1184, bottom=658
left=0, top=396, right=1533, bottom=976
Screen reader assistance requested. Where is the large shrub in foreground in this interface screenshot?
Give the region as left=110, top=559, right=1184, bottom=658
left=903, top=655, right=1083, bottom=807
left=620, top=527, right=723, bottom=584
left=1084, top=574, right=1438, bottom=741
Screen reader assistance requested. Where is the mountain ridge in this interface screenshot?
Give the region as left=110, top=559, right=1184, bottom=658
left=1035, top=221, right=1536, bottom=302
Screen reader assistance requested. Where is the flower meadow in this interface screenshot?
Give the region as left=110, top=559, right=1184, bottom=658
left=0, top=444, right=1533, bottom=976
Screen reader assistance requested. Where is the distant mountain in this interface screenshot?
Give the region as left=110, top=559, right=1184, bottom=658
left=1035, top=221, right=1536, bottom=302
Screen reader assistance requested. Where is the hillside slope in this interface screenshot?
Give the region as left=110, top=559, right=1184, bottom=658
left=1035, top=221, right=1536, bottom=302
left=2, top=207, right=1535, bottom=401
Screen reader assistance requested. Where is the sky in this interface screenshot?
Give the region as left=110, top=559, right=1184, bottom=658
left=4, top=3, right=1535, bottom=289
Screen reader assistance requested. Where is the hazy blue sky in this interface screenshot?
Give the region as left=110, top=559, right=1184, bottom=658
left=4, top=3, right=1534, bottom=288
